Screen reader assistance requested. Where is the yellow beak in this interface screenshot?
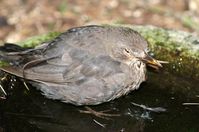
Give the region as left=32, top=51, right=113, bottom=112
left=140, top=54, right=163, bottom=69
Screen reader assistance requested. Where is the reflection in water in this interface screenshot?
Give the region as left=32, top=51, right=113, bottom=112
left=0, top=71, right=199, bottom=132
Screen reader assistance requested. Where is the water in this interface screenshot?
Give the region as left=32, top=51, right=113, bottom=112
left=0, top=71, right=199, bottom=132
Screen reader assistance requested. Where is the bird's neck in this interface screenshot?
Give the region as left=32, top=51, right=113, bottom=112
left=125, top=60, right=146, bottom=92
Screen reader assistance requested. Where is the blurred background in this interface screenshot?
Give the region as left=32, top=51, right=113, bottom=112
left=0, top=0, right=199, bottom=43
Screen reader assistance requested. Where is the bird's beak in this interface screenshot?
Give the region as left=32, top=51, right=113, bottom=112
left=140, top=54, right=163, bottom=70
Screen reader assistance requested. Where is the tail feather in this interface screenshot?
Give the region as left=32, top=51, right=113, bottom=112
left=0, top=43, right=27, bottom=52
left=0, top=66, right=23, bottom=78
left=0, top=43, right=26, bottom=61
left=0, top=43, right=35, bottom=66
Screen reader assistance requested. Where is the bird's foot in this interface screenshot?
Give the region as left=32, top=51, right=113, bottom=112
left=79, top=106, right=120, bottom=120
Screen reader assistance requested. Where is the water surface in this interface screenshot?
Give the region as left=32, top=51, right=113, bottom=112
left=0, top=71, right=199, bottom=132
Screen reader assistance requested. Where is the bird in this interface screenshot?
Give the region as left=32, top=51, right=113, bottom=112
left=0, top=25, right=162, bottom=106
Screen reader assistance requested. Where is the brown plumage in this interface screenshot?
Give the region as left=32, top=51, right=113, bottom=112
left=0, top=25, right=161, bottom=105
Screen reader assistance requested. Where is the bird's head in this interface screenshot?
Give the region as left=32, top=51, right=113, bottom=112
left=109, top=44, right=162, bottom=70
left=106, top=27, right=164, bottom=70
left=106, top=27, right=166, bottom=69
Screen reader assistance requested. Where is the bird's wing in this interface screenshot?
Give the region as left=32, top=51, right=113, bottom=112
left=0, top=53, right=127, bottom=105
left=1, top=47, right=125, bottom=84
left=1, top=49, right=128, bottom=106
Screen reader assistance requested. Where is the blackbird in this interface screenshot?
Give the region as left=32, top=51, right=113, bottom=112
left=0, top=25, right=162, bottom=105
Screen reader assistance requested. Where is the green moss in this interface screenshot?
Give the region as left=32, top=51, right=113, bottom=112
left=151, top=46, right=199, bottom=79
left=18, top=32, right=61, bottom=48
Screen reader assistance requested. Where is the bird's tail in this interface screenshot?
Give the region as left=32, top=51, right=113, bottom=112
left=0, top=43, right=33, bottom=96
left=0, top=43, right=27, bottom=52
left=0, top=43, right=32, bottom=66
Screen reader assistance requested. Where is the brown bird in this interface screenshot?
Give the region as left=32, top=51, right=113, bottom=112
left=0, top=25, right=162, bottom=105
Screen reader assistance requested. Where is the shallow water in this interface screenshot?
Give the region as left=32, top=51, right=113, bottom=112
left=0, top=71, right=199, bottom=132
